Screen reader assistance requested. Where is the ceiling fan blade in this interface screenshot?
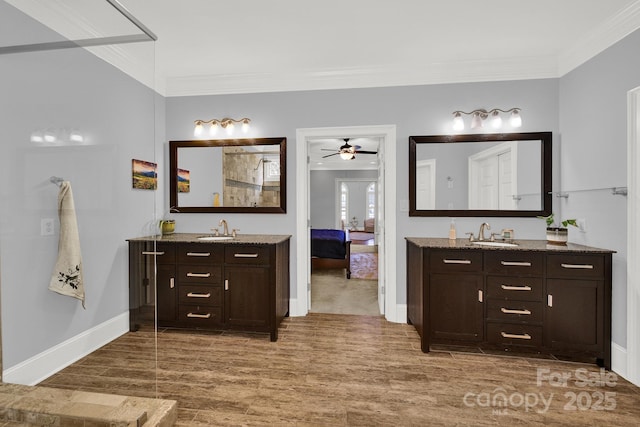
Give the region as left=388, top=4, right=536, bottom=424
left=354, top=150, right=378, bottom=155
left=322, top=152, right=340, bottom=158
left=321, top=148, right=337, bottom=151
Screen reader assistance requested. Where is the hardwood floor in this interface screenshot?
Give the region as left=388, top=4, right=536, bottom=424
left=40, top=314, right=640, bottom=426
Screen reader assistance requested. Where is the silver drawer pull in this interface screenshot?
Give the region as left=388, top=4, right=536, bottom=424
left=187, top=272, right=211, bottom=278
left=187, top=292, right=211, bottom=298
left=187, top=252, right=211, bottom=257
left=170, top=278, right=175, bottom=289
left=501, top=332, right=532, bottom=340
left=501, top=308, right=532, bottom=315
left=187, top=313, right=211, bottom=319
left=501, top=284, right=532, bottom=291
left=500, top=261, right=532, bottom=267
left=443, top=259, right=471, bottom=264
left=234, top=253, right=259, bottom=258
left=142, top=251, right=165, bottom=256
left=561, top=263, right=594, bottom=269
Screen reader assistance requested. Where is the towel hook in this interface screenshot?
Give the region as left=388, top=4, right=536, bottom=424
left=49, top=176, right=64, bottom=187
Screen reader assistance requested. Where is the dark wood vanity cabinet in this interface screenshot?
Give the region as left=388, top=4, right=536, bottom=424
left=406, top=238, right=613, bottom=369
left=429, top=250, right=484, bottom=344
left=128, top=235, right=290, bottom=341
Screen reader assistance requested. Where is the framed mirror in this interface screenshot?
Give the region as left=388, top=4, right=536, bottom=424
left=409, top=132, right=551, bottom=217
left=169, top=137, right=287, bottom=213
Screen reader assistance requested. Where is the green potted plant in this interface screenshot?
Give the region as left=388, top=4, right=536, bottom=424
left=539, top=213, right=577, bottom=245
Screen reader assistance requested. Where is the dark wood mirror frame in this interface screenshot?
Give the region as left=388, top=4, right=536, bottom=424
left=409, top=132, right=552, bottom=217
left=169, top=137, right=287, bottom=213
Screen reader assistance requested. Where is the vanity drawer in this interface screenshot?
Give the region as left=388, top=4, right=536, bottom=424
left=429, top=250, right=483, bottom=273
left=486, top=276, right=543, bottom=301
left=486, top=322, right=543, bottom=347
left=484, top=251, right=543, bottom=276
left=177, top=243, right=224, bottom=264
left=178, top=265, right=222, bottom=284
left=225, top=245, right=271, bottom=265
left=487, top=300, right=543, bottom=323
left=138, top=242, right=175, bottom=264
left=179, top=284, right=222, bottom=306
left=546, top=254, right=604, bottom=278
left=178, top=306, right=222, bottom=326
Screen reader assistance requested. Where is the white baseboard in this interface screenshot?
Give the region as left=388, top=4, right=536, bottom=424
left=3, top=312, right=129, bottom=386
left=392, top=304, right=407, bottom=324
left=611, top=342, right=627, bottom=379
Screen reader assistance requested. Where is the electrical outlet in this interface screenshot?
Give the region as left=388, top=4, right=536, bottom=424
left=577, top=218, right=587, bottom=232
left=41, top=218, right=54, bottom=236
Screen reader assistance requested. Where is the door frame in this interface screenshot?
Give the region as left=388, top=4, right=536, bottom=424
left=627, top=86, right=640, bottom=386
left=295, top=125, right=399, bottom=322
left=468, top=141, right=517, bottom=209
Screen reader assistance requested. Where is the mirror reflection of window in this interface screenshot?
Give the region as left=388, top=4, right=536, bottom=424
left=340, top=183, right=348, bottom=229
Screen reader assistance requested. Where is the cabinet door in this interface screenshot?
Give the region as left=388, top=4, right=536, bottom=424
left=546, top=278, right=603, bottom=352
left=156, top=264, right=177, bottom=324
left=225, top=266, right=270, bottom=329
left=430, top=273, right=484, bottom=342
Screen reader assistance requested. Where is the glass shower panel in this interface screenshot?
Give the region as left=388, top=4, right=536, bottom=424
left=0, top=0, right=160, bottom=398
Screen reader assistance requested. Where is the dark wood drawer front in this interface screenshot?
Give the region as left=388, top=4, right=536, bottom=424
left=429, top=250, right=483, bottom=273
left=177, top=244, right=223, bottom=264
left=484, top=252, right=543, bottom=276
left=179, top=285, right=222, bottom=306
left=486, top=322, right=543, bottom=347
left=547, top=254, right=604, bottom=278
left=225, top=245, right=271, bottom=265
left=487, top=300, right=543, bottom=323
left=139, top=243, right=175, bottom=264
left=178, top=265, right=222, bottom=284
left=486, top=276, right=543, bottom=301
left=178, top=306, right=222, bottom=326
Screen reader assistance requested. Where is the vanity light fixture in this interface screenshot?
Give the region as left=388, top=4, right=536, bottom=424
left=451, top=108, right=522, bottom=132
left=193, top=117, right=251, bottom=137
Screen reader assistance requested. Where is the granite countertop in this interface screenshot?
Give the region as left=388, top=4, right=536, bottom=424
left=128, top=233, right=291, bottom=245
left=405, top=237, right=616, bottom=254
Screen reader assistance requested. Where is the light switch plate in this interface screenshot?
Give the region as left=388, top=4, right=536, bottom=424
left=41, top=218, right=54, bottom=236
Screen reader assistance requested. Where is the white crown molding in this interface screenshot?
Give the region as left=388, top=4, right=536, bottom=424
left=164, top=56, right=559, bottom=97
left=558, top=1, right=640, bottom=75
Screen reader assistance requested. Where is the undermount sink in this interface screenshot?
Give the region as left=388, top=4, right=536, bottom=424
left=471, top=241, right=518, bottom=248
left=197, top=235, right=234, bottom=241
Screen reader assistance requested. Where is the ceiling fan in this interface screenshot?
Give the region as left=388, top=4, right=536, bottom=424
left=321, top=138, right=378, bottom=160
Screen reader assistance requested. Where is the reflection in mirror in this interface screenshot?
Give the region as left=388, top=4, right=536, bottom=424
left=170, top=138, right=286, bottom=213
left=409, top=132, right=551, bottom=217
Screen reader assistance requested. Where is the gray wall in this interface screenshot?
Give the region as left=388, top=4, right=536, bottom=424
left=558, top=28, right=640, bottom=346
left=310, top=170, right=377, bottom=229
left=0, top=2, right=162, bottom=370
left=165, top=78, right=561, bottom=309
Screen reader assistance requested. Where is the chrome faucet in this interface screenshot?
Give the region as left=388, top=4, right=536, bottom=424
left=219, top=219, right=229, bottom=236
left=478, top=222, right=491, bottom=241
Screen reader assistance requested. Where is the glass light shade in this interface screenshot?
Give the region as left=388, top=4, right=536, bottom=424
left=225, top=122, right=235, bottom=135
left=194, top=122, right=203, bottom=136
left=69, top=131, right=84, bottom=142
left=470, top=112, right=483, bottom=129
left=510, top=110, right=522, bottom=127
left=209, top=123, right=218, bottom=136
left=241, top=120, right=250, bottom=133
left=340, top=151, right=354, bottom=160
left=490, top=111, right=502, bottom=129
left=452, top=113, right=464, bottom=131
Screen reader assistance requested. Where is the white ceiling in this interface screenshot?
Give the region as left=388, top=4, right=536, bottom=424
left=6, top=0, right=640, bottom=169
left=7, top=0, right=640, bottom=97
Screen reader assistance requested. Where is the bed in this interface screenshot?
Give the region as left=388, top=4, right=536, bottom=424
left=311, top=229, right=351, bottom=279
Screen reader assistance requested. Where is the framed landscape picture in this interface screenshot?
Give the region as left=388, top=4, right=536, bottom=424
left=132, top=159, right=157, bottom=190
left=177, top=168, right=190, bottom=193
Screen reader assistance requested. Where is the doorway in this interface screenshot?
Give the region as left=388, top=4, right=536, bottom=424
left=295, top=125, right=398, bottom=322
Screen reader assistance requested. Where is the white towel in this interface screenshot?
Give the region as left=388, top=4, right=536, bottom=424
left=49, top=181, right=85, bottom=308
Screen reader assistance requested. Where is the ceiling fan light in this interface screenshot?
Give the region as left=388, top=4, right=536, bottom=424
left=340, top=151, right=354, bottom=160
